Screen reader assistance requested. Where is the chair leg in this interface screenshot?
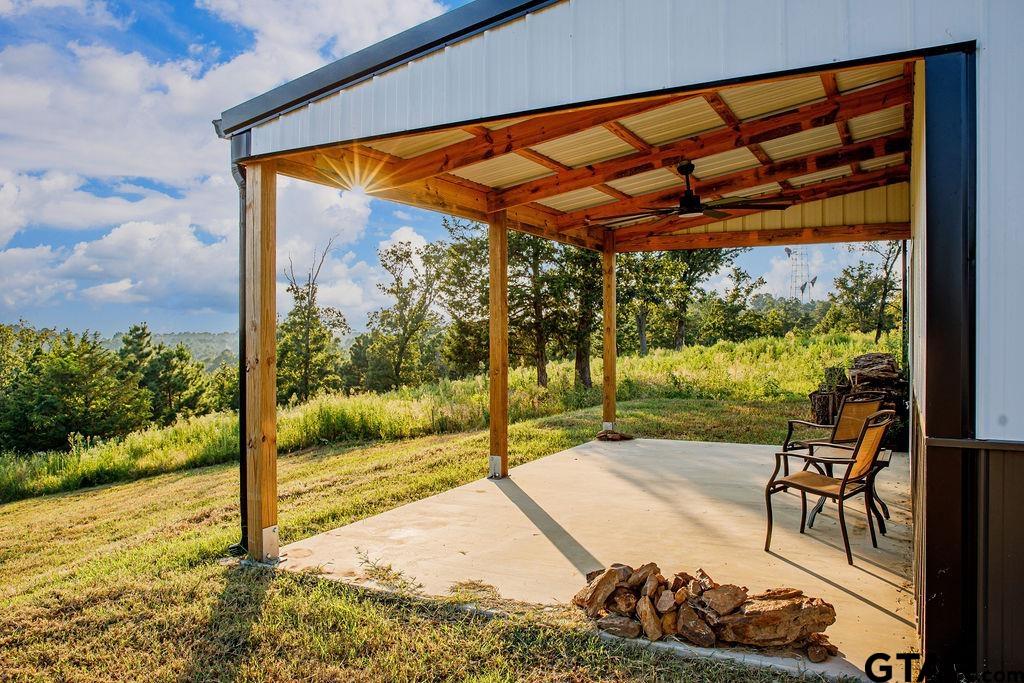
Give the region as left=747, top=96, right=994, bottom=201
left=800, top=491, right=807, bottom=534
left=869, top=476, right=888, bottom=534
left=764, top=489, right=775, bottom=552
left=865, top=491, right=878, bottom=548
left=838, top=499, right=853, bottom=565
left=807, top=496, right=827, bottom=528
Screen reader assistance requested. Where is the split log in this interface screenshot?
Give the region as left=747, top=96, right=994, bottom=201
left=694, top=568, right=718, bottom=592
left=626, top=562, right=659, bottom=588
left=702, top=585, right=748, bottom=616
left=606, top=586, right=638, bottom=616
left=807, top=644, right=829, bottom=663
left=586, top=563, right=633, bottom=584
left=655, top=588, right=677, bottom=613
left=674, top=587, right=690, bottom=604
left=713, top=594, right=837, bottom=647
left=597, top=614, right=642, bottom=639
left=636, top=596, right=663, bottom=641
left=676, top=603, right=716, bottom=648
left=660, top=608, right=678, bottom=635
left=574, top=568, right=621, bottom=617
left=642, top=572, right=665, bottom=599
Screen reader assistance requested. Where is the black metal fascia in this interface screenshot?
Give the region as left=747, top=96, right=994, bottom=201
left=217, top=0, right=560, bottom=136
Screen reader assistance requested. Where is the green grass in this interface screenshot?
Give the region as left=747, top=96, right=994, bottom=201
left=0, top=398, right=846, bottom=682
left=0, top=331, right=899, bottom=503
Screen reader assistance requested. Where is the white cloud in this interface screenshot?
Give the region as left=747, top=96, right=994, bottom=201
left=379, top=225, right=428, bottom=252
left=0, top=0, right=447, bottom=326
left=81, top=277, right=146, bottom=303
left=392, top=209, right=414, bottom=221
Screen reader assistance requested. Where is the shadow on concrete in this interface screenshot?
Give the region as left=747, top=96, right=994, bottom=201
left=493, top=477, right=603, bottom=577
left=767, top=551, right=915, bottom=628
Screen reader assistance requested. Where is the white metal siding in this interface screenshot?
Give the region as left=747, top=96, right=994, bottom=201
left=247, top=0, right=1022, bottom=440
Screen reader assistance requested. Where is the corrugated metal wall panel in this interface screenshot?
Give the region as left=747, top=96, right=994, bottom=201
left=244, top=0, right=1021, bottom=440
left=686, top=182, right=909, bottom=235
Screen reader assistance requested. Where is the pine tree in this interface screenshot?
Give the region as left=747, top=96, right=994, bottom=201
left=0, top=331, right=150, bottom=452
left=148, top=343, right=210, bottom=424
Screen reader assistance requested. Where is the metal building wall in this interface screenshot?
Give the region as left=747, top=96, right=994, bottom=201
left=248, top=0, right=1023, bottom=441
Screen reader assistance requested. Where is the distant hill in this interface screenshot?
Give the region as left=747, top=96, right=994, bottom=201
left=102, top=331, right=239, bottom=370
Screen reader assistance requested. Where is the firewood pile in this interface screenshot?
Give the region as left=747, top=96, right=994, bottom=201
left=573, top=563, right=839, bottom=663
left=809, top=352, right=909, bottom=448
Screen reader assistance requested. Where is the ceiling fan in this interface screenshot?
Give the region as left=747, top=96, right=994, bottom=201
left=589, top=160, right=796, bottom=228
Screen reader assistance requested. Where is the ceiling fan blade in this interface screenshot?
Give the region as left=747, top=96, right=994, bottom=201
left=703, top=208, right=731, bottom=219
left=706, top=195, right=797, bottom=208
left=720, top=202, right=794, bottom=210
left=590, top=208, right=676, bottom=226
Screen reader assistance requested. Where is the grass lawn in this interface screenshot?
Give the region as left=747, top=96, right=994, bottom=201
left=0, top=397, right=846, bottom=682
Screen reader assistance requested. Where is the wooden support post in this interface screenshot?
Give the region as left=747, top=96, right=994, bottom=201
left=244, top=160, right=278, bottom=562
left=488, top=211, right=509, bottom=479
left=602, top=230, right=616, bottom=431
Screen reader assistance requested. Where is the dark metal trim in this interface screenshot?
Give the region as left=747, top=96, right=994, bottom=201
left=926, top=437, right=1024, bottom=453
left=231, top=161, right=248, bottom=555
left=217, top=0, right=561, bottom=135
left=919, top=46, right=978, bottom=676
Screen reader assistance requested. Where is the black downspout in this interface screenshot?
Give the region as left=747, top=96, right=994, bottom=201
left=218, top=123, right=251, bottom=557
left=230, top=159, right=248, bottom=556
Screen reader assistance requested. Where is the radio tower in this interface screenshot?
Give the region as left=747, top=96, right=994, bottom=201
left=785, top=246, right=812, bottom=301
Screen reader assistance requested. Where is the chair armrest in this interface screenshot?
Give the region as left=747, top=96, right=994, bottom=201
left=776, top=450, right=856, bottom=467
left=788, top=419, right=833, bottom=430
left=783, top=419, right=833, bottom=451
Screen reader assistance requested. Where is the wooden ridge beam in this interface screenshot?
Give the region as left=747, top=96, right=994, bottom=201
left=603, top=121, right=653, bottom=152
left=610, top=165, right=909, bottom=246
left=378, top=93, right=687, bottom=188
left=489, top=77, right=910, bottom=212
left=616, top=222, right=910, bottom=252
left=558, top=133, right=909, bottom=229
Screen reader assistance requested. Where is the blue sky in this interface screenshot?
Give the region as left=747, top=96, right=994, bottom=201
left=0, top=0, right=853, bottom=336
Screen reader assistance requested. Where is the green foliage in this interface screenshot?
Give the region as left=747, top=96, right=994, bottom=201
left=815, top=241, right=902, bottom=341
left=365, top=239, right=444, bottom=390
left=207, top=362, right=240, bottom=412
left=0, top=330, right=151, bottom=452
left=0, top=332, right=893, bottom=502
left=277, top=244, right=350, bottom=404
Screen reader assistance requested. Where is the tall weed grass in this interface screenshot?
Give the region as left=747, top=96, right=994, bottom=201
left=0, top=332, right=898, bottom=502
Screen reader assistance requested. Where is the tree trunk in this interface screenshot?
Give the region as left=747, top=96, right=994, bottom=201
left=530, top=246, right=548, bottom=387
left=574, top=330, right=592, bottom=388
left=637, top=310, right=648, bottom=356
left=874, top=273, right=893, bottom=343
left=673, top=303, right=689, bottom=350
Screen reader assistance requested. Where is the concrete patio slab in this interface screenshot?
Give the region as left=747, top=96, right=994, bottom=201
left=279, top=439, right=915, bottom=680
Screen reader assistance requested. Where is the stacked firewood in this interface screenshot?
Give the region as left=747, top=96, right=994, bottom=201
left=573, top=563, right=838, bottom=663
left=808, top=352, right=908, bottom=448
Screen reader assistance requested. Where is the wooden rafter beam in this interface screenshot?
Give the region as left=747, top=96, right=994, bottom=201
left=603, top=121, right=653, bottom=152
left=609, top=165, right=909, bottom=246
left=276, top=152, right=601, bottom=251
left=615, top=222, right=910, bottom=252
left=748, top=143, right=773, bottom=166
left=704, top=92, right=741, bottom=129
left=820, top=72, right=840, bottom=98
left=488, top=77, right=910, bottom=212
left=378, top=93, right=687, bottom=188
left=557, top=133, right=909, bottom=230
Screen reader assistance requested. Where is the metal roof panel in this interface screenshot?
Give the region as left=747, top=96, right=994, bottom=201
left=718, top=75, right=826, bottom=120
left=616, top=97, right=724, bottom=146
left=449, top=153, right=553, bottom=188
left=530, top=126, right=636, bottom=167
left=759, top=125, right=843, bottom=161
left=536, top=186, right=616, bottom=212
left=605, top=167, right=682, bottom=196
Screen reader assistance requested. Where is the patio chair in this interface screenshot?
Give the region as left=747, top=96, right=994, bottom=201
left=782, top=391, right=887, bottom=471
left=764, top=410, right=896, bottom=565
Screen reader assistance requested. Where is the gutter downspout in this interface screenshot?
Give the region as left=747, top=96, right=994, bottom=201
left=215, top=119, right=249, bottom=557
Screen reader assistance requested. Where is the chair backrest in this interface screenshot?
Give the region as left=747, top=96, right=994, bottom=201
left=847, top=409, right=896, bottom=480
left=832, top=391, right=886, bottom=443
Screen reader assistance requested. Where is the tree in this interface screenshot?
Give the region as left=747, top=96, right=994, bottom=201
left=552, top=247, right=602, bottom=388
left=367, top=239, right=444, bottom=389
left=855, top=241, right=902, bottom=342
left=662, top=249, right=745, bottom=348
left=438, top=218, right=490, bottom=379
left=207, top=362, right=240, bottom=411
left=0, top=320, right=53, bottom=397
left=692, top=268, right=766, bottom=344
left=148, top=343, right=210, bottom=424
left=277, top=240, right=350, bottom=404
left=617, top=252, right=669, bottom=355
left=0, top=331, right=150, bottom=452
left=509, top=232, right=558, bottom=386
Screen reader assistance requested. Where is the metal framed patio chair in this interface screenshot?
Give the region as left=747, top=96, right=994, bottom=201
left=782, top=391, right=887, bottom=470
left=764, top=410, right=896, bottom=565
